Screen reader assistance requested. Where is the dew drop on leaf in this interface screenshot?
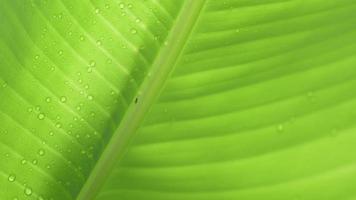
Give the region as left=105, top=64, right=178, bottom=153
left=38, top=149, right=45, bottom=156
left=276, top=124, right=284, bottom=132
left=56, top=122, right=62, bottom=128
left=38, top=113, right=45, bottom=120
left=21, top=159, right=27, bottom=165
left=27, top=107, right=33, bottom=113
left=89, top=60, right=96, bottom=67
left=60, top=96, right=67, bottom=103
left=8, top=174, right=16, bottom=182
left=130, top=28, right=137, bottom=34
left=24, top=187, right=32, bottom=196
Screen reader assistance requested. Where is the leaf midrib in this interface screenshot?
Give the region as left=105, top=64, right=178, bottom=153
left=76, top=0, right=206, bottom=199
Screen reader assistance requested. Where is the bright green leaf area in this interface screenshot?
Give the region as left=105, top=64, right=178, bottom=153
left=1, top=0, right=356, bottom=200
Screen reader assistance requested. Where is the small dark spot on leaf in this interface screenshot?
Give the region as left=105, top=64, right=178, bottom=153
left=134, top=97, right=138, bottom=104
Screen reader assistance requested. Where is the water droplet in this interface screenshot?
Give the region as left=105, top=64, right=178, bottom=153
left=24, top=187, right=32, bottom=196
left=38, top=113, right=45, bottom=120
left=105, top=4, right=110, bottom=9
left=96, top=40, right=102, bottom=46
left=56, top=122, right=62, bottom=128
left=38, top=149, right=45, bottom=156
left=60, top=96, right=67, bottom=103
left=87, top=67, right=93, bottom=73
left=21, top=159, right=27, bottom=165
left=58, top=50, right=63, bottom=55
left=49, top=131, right=54, bottom=136
left=32, top=159, right=38, bottom=165
left=27, top=107, right=33, bottom=113
left=80, top=35, right=85, bottom=41
left=87, top=95, right=93, bottom=101
left=119, top=3, right=125, bottom=8
left=8, top=174, right=16, bottom=182
left=95, top=8, right=100, bottom=14
left=34, top=55, right=40, bottom=60
left=127, top=3, right=132, bottom=8
left=130, top=28, right=137, bottom=34
left=135, top=18, right=141, bottom=23
left=45, top=97, right=51, bottom=103
left=89, top=60, right=96, bottom=67
left=276, top=124, right=284, bottom=132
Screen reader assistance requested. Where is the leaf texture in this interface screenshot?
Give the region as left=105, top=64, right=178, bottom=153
left=96, top=0, right=356, bottom=200
left=1, top=0, right=356, bottom=200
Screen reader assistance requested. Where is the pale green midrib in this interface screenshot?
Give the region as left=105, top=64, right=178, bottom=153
left=75, top=0, right=206, bottom=199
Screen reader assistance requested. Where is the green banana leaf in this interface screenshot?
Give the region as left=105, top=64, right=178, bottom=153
left=1, top=0, right=356, bottom=199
